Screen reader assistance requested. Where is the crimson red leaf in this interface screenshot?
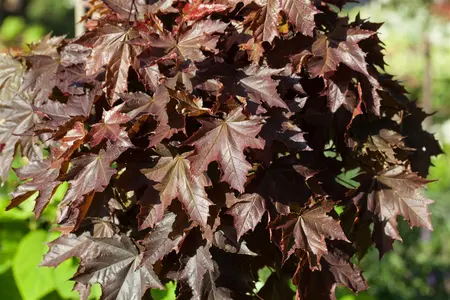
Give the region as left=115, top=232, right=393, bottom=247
left=41, top=234, right=164, bottom=300
left=120, top=87, right=172, bottom=148
left=239, top=65, right=288, bottom=109
left=281, top=0, right=320, bottom=37
left=187, top=107, right=265, bottom=192
left=0, top=92, right=39, bottom=181
left=293, top=245, right=368, bottom=300
left=278, top=201, right=349, bottom=266
left=51, top=121, right=87, bottom=161
left=141, top=213, right=182, bottom=265
left=147, top=20, right=228, bottom=62
left=88, top=105, right=131, bottom=147
left=77, top=24, right=143, bottom=104
left=308, top=22, right=375, bottom=78
left=7, top=159, right=61, bottom=218
left=182, top=2, right=228, bottom=21
left=253, top=0, right=281, bottom=44
left=61, top=144, right=127, bottom=207
left=367, top=166, right=434, bottom=231
left=141, top=152, right=213, bottom=228
left=176, top=246, right=232, bottom=300
left=226, top=193, right=266, bottom=240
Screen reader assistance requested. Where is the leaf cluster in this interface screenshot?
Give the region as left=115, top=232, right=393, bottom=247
left=0, top=1, right=442, bottom=299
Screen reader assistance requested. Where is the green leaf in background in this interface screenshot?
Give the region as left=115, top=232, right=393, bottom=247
left=0, top=219, right=28, bottom=274
left=253, top=266, right=274, bottom=293
left=0, top=268, right=22, bottom=300
left=12, top=230, right=58, bottom=300
left=151, top=281, right=177, bottom=300
left=23, top=25, right=46, bottom=45
left=336, top=167, right=361, bottom=189
left=0, top=16, right=26, bottom=42
left=52, top=259, right=78, bottom=299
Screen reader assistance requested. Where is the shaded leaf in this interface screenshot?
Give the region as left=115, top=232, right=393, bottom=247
left=226, top=193, right=266, bottom=240
left=367, top=166, right=434, bottom=230
left=278, top=201, right=349, bottom=265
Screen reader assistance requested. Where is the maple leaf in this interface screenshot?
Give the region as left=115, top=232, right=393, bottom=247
left=104, top=0, right=177, bottom=20
left=402, top=106, right=444, bottom=177
left=164, top=62, right=197, bottom=92
left=0, top=54, right=24, bottom=102
left=226, top=193, right=266, bottom=240
left=239, top=65, right=288, bottom=109
left=138, top=63, right=161, bottom=92
left=293, top=245, right=368, bottom=300
left=239, top=38, right=265, bottom=65
left=182, top=2, right=229, bottom=21
left=176, top=245, right=232, bottom=300
left=0, top=92, right=39, bottom=181
left=278, top=201, right=349, bottom=265
left=77, top=23, right=143, bottom=104
left=41, top=234, right=164, bottom=300
left=367, top=166, right=434, bottom=230
left=255, top=111, right=310, bottom=164
left=307, top=21, right=375, bottom=78
left=363, top=129, right=409, bottom=164
left=51, top=121, right=87, bottom=161
left=147, top=20, right=228, bottom=62
left=251, top=0, right=319, bottom=43
left=373, top=217, right=402, bottom=258
left=186, top=107, right=265, bottom=192
left=88, top=105, right=131, bottom=147
left=36, top=90, right=97, bottom=130
left=61, top=144, right=127, bottom=207
left=28, top=33, right=65, bottom=57
left=141, top=213, right=182, bottom=265
left=281, top=0, right=321, bottom=37
left=326, top=70, right=352, bottom=113
left=212, top=226, right=257, bottom=256
left=137, top=185, right=168, bottom=230
left=168, top=88, right=212, bottom=116
left=60, top=43, right=92, bottom=67
left=141, top=152, right=213, bottom=228
left=252, top=0, right=281, bottom=44
left=7, top=159, right=61, bottom=218
left=120, top=87, right=172, bottom=148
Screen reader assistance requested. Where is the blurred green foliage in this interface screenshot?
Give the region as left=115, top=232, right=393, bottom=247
left=0, top=0, right=74, bottom=50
